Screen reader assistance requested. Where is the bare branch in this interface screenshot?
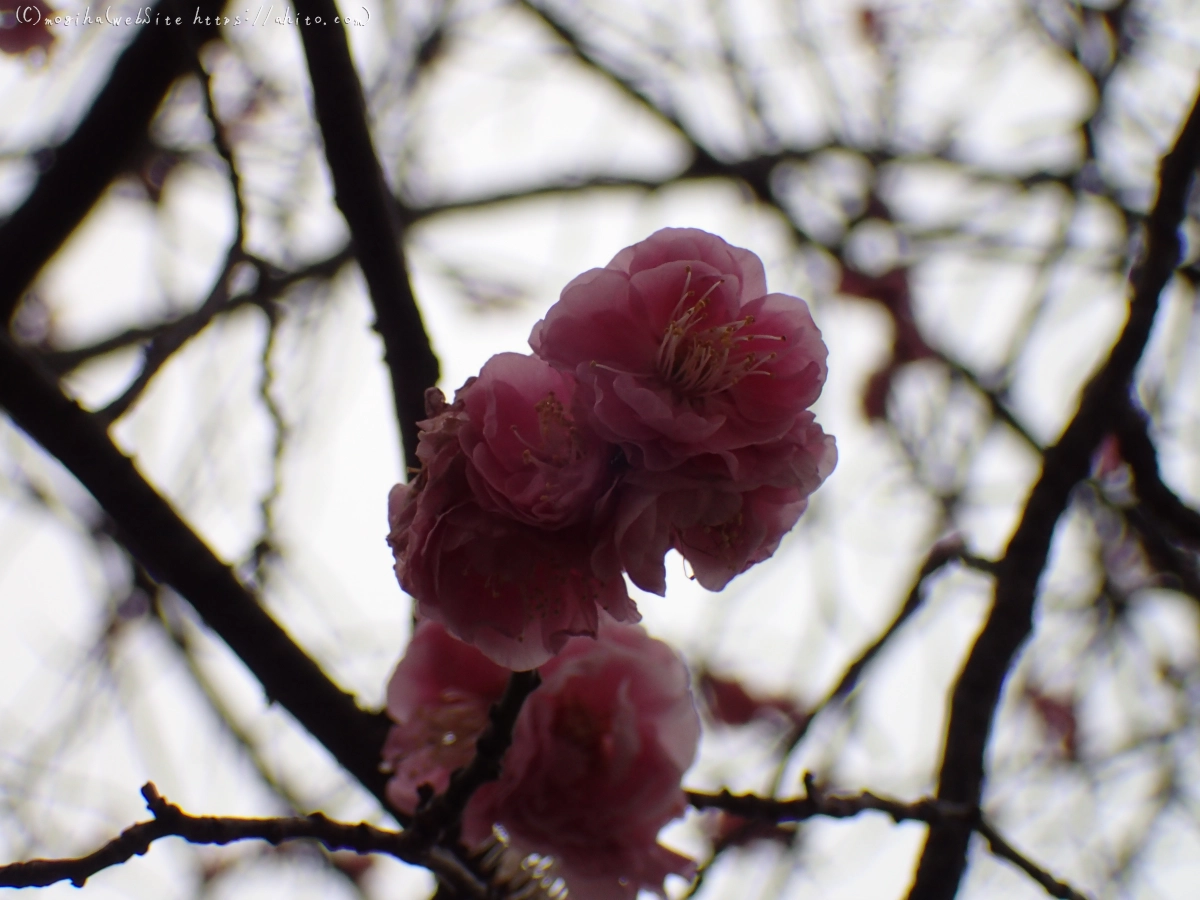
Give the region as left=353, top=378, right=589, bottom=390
left=686, top=779, right=1088, bottom=900
left=0, top=0, right=228, bottom=328
left=0, top=334, right=392, bottom=805
left=1115, top=400, right=1200, bottom=547
left=907, top=85, right=1200, bottom=900
left=776, top=536, right=989, bottom=767
left=98, top=244, right=247, bottom=423
left=0, top=783, right=479, bottom=894
left=517, top=0, right=706, bottom=157
left=290, top=2, right=440, bottom=468
left=976, top=820, right=1091, bottom=900
left=686, top=783, right=968, bottom=826
left=40, top=249, right=353, bottom=375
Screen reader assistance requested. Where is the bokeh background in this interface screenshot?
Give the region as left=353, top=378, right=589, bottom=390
left=2, top=0, right=1200, bottom=897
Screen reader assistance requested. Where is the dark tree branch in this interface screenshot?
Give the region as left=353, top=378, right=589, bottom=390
left=518, top=0, right=705, bottom=156
left=40, top=249, right=354, bottom=375
left=1115, top=400, right=1200, bottom=547
left=686, top=783, right=970, bottom=827
left=0, top=783, right=481, bottom=894
left=409, top=670, right=542, bottom=847
left=907, top=88, right=1200, bottom=900
left=974, top=821, right=1089, bottom=900
left=0, top=0, right=226, bottom=329
left=290, top=2, right=440, bottom=468
left=775, top=537, right=989, bottom=770
left=401, top=174, right=686, bottom=223
left=0, top=335, right=392, bottom=805
left=399, top=145, right=1087, bottom=232
left=942, top=357, right=1041, bottom=451
left=686, top=779, right=1088, bottom=900
left=98, top=244, right=247, bottom=423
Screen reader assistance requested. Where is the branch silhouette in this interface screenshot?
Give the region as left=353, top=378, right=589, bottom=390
left=291, top=0, right=440, bottom=467
left=907, top=86, right=1200, bottom=900
left=0, top=783, right=477, bottom=894
left=0, top=335, right=392, bottom=806
left=688, top=778, right=1088, bottom=900
left=0, top=0, right=227, bottom=327
left=0, top=780, right=1086, bottom=900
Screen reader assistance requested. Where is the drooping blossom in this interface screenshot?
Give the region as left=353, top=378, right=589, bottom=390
left=380, top=619, right=699, bottom=900
left=388, top=373, right=637, bottom=671
left=530, top=227, right=830, bottom=476
left=381, top=621, right=510, bottom=815
left=593, top=412, right=836, bottom=594
left=462, top=619, right=700, bottom=900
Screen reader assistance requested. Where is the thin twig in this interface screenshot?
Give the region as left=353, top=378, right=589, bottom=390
left=409, top=670, right=542, bottom=847
left=98, top=244, right=247, bottom=423
left=85, top=42, right=248, bottom=426
left=1115, top=400, right=1200, bottom=547
left=976, top=820, right=1090, bottom=900
left=0, top=0, right=227, bottom=327
left=40, top=249, right=353, bottom=375
left=0, top=334, right=393, bottom=805
left=772, top=535, right=988, bottom=785
left=252, top=299, right=287, bottom=589
left=0, top=783, right=480, bottom=894
left=290, top=0, right=440, bottom=468
left=193, top=51, right=248, bottom=249
left=686, top=784, right=968, bottom=826
left=686, top=781, right=1089, bottom=900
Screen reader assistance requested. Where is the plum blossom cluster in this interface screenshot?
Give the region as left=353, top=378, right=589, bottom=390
left=388, top=228, right=836, bottom=670
left=382, top=229, right=834, bottom=899
left=383, top=619, right=700, bottom=900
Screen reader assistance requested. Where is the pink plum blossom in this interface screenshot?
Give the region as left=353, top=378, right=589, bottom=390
left=382, top=620, right=699, bottom=899
left=529, top=228, right=837, bottom=592
left=458, top=352, right=612, bottom=529
left=388, top=380, right=637, bottom=671
left=530, top=227, right=830, bottom=476
left=379, top=616, right=700, bottom=900
left=594, top=412, right=837, bottom=594
left=463, top=619, right=700, bottom=900
left=381, top=621, right=510, bottom=815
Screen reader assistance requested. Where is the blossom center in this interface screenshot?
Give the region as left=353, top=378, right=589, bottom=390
left=511, top=392, right=584, bottom=469
left=655, top=267, right=782, bottom=399
left=554, top=698, right=612, bottom=757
